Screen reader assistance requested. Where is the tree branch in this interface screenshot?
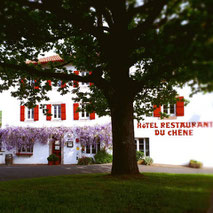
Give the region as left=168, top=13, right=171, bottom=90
left=17, top=0, right=107, bottom=40
left=0, top=61, right=110, bottom=91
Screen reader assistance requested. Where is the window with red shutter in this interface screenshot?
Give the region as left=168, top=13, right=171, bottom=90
left=34, top=105, right=39, bottom=121
left=46, top=104, right=52, bottom=121
left=153, top=105, right=161, bottom=117
left=73, top=71, right=79, bottom=87
left=176, top=96, right=184, bottom=116
left=73, top=103, right=79, bottom=120
left=34, top=80, right=39, bottom=90
left=61, top=104, right=66, bottom=120
left=20, top=105, right=25, bottom=121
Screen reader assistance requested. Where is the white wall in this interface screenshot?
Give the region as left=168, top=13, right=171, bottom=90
left=134, top=86, right=213, bottom=167
left=0, top=142, right=49, bottom=164
left=1, top=73, right=213, bottom=167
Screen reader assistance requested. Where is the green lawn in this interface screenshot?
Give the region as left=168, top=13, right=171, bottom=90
left=0, top=173, right=213, bottom=213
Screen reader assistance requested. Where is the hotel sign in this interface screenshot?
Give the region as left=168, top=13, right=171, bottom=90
left=137, top=121, right=213, bottom=136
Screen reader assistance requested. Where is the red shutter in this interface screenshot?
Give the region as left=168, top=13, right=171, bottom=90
left=47, top=80, right=52, bottom=86
left=34, top=80, right=39, bottom=89
left=46, top=104, right=52, bottom=121
left=176, top=96, right=184, bottom=116
left=20, top=106, right=25, bottom=121
left=73, top=71, right=79, bottom=88
left=61, top=81, right=66, bottom=88
left=34, top=105, right=39, bottom=121
left=153, top=105, right=161, bottom=117
left=89, top=71, right=94, bottom=86
left=73, top=103, right=79, bottom=120
left=61, top=104, right=66, bottom=120
left=90, top=112, right=95, bottom=120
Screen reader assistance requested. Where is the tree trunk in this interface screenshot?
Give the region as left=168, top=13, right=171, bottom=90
left=110, top=96, right=139, bottom=175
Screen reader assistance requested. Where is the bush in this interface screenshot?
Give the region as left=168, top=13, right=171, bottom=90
left=136, top=151, right=144, bottom=161
left=47, top=154, right=59, bottom=162
left=78, top=157, right=94, bottom=165
left=94, top=150, right=112, bottom=164
left=189, top=160, right=203, bottom=168
left=143, top=156, right=153, bottom=165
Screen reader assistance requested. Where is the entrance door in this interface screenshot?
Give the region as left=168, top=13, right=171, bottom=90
left=52, top=140, right=61, bottom=164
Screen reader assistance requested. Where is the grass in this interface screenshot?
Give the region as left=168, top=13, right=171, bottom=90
left=0, top=173, right=213, bottom=213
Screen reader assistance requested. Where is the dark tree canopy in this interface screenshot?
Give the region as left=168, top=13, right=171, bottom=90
left=0, top=0, right=212, bottom=174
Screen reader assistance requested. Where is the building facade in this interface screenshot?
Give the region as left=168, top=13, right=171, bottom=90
left=0, top=55, right=213, bottom=167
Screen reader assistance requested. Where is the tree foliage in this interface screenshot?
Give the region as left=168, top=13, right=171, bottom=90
left=0, top=0, right=212, bottom=114
left=0, top=0, right=212, bottom=174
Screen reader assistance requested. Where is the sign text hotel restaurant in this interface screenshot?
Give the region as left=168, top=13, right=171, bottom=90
left=137, top=121, right=213, bottom=136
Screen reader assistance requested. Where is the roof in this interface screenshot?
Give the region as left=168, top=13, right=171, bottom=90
left=26, top=55, right=64, bottom=64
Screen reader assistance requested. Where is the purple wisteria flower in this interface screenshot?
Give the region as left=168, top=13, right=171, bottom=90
left=0, top=124, right=112, bottom=151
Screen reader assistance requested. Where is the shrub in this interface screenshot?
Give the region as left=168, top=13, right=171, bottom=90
left=136, top=151, right=144, bottom=161
left=47, top=154, right=59, bottom=162
left=189, top=160, right=203, bottom=168
left=94, top=149, right=112, bottom=164
left=143, top=156, right=153, bottom=165
left=78, top=157, right=94, bottom=165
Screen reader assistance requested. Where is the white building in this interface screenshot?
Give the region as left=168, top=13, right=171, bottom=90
left=0, top=55, right=213, bottom=167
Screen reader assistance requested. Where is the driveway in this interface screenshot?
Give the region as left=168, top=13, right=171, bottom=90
left=0, top=164, right=213, bottom=181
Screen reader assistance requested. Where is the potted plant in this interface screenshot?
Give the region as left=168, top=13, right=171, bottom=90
left=54, top=155, right=60, bottom=165
left=189, top=160, right=203, bottom=168
left=47, top=154, right=55, bottom=165
left=136, top=151, right=144, bottom=164
left=47, top=154, right=59, bottom=165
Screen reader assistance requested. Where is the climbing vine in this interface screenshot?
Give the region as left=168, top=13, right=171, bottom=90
left=0, top=124, right=112, bottom=151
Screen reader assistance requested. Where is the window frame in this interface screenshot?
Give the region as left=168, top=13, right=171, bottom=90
left=162, top=103, right=176, bottom=117
left=26, top=108, right=34, bottom=121
left=83, top=142, right=100, bottom=155
left=16, top=144, right=34, bottom=156
left=80, top=71, right=90, bottom=86
left=79, top=104, right=90, bottom=120
left=135, top=138, right=150, bottom=157
left=52, top=104, right=61, bottom=120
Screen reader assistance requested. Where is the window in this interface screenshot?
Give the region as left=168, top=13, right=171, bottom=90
left=57, top=81, right=62, bottom=87
left=135, top=138, right=150, bottom=157
left=27, top=108, right=34, bottom=120
left=21, top=105, right=39, bottom=122
left=28, top=79, right=39, bottom=89
left=53, top=105, right=61, bottom=119
left=17, top=144, right=33, bottom=155
left=81, top=72, right=89, bottom=86
left=162, top=103, right=176, bottom=116
left=80, top=104, right=89, bottom=119
left=153, top=96, right=184, bottom=117
left=46, top=104, right=66, bottom=121
left=84, top=142, right=100, bottom=154
left=28, top=79, right=35, bottom=87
